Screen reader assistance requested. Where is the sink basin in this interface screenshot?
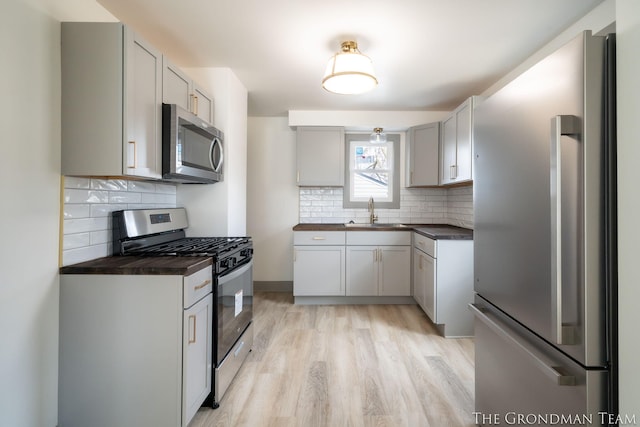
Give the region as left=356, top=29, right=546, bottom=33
left=344, top=223, right=407, bottom=228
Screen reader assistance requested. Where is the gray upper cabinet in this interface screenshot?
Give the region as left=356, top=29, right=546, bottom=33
left=406, top=122, right=440, bottom=187
left=62, top=22, right=162, bottom=179
left=162, top=58, right=214, bottom=124
left=296, top=126, right=345, bottom=186
left=441, top=96, right=474, bottom=185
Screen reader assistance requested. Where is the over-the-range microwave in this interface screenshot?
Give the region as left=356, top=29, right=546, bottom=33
left=162, top=103, right=224, bottom=184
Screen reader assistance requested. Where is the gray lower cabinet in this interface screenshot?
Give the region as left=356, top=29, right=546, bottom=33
left=61, top=22, right=162, bottom=179
left=293, top=231, right=346, bottom=296
left=59, top=266, right=213, bottom=427
left=413, top=232, right=474, bottom=337
left=346, top=231, right=411, bottom=297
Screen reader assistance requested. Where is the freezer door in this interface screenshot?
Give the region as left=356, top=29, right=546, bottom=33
left=471, top=297, right=607, bottom=425
left=473, top=31, right=607, bottom=366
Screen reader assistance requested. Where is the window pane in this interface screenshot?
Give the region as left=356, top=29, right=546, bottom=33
left=353, top=172, right=389, bottom=200
left=353, top=145, right=389, bottom=170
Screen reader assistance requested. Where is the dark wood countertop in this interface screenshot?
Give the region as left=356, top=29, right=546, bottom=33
left=59, top=256, right=213, bottom=276
left=412, top=225, right=473, bottom=240
left=292, top=223, right=473, bottom=239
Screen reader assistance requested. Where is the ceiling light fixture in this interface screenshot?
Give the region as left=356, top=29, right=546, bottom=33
left=370, top=127, right=387, bottom=144
left=322, top=41, right=378, bottom=95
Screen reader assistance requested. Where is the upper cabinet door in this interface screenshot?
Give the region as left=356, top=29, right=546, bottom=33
left=296, top=126, right=345, bottom=186
left=124, top=28, right=163, bottom=179
left=440, top=96, right=474, bottom=185
left=61, top=23, right=163, bottom=179
left=406, top=122, right=440, bottom=187
left=162, top=57, right=192, bottom=112
left=162, top=58, right=215, bottom=124
left=192, top=82, right=214, bottom=124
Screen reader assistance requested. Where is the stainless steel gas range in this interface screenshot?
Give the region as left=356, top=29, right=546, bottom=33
left=112, top=207, right=254, bottom=409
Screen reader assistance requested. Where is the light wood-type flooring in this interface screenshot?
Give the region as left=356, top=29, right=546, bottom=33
left=190, top=292, right=475, bottom=427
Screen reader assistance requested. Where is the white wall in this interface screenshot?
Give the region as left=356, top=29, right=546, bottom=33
left=616, top=0, right=640, bottom=418
left=247, top=117, right=299, bottom=281
left=0, top=1, right=61, bottom=426
left=178, top=68, right=248, bottom=236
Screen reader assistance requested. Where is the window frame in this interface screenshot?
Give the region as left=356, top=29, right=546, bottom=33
left=343, top=132, right=401, bottom=209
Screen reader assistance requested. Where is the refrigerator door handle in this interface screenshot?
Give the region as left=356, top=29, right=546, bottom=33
left=469, top=303, right=577, bottom=386
left=550, top=114, right=580, bottom=346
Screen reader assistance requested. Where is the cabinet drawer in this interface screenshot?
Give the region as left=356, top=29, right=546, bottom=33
left=294, top=231, right=346, bottom=245
left=346, top=231, right=411, bottom=246
left=184, top=266, right=213, bottom=308
left=414, top=233, right=436, bottom=258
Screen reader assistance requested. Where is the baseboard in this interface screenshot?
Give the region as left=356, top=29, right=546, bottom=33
left=254, top=281, right=293, bottom=292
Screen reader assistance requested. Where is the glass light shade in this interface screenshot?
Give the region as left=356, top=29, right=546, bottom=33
left=370, top=128, right=387, bottom=144
left=322, top=49, right=378, bottom=95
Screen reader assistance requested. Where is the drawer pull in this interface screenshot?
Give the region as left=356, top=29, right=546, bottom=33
left=312, top=237, right=326, bottom=240
left=188, top=315, right=197, bottom=344
left=194, top=279, right=211, bottom=291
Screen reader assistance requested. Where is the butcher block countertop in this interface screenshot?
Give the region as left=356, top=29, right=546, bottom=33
left=292, top=223, right=473, bottom=240
left=59, top=256, right=213, bottom=276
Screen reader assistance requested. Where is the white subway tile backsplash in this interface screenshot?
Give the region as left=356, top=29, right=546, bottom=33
left=128, top=180, right=157, bottom=193
left=90, top=178, right=127, bottom=191
left=109, top=191, right=142, bottom=204
left=299, top=185, right=473, bottom=228
left=64, top=188, right=109, bottom=204
left=63, top=233, right=90, bottom=250
left=62, top=177, right=178, bottom=266
left=64, top=217, right=109, bottom=234
left=64, top=176, right=90, bottom=189
left=156, top=183, right=177, bottom=194
left=63, top=204, right=90, bottom=219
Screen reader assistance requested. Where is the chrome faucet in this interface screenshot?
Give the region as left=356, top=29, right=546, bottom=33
left=368, top=196, right=378, bottom=224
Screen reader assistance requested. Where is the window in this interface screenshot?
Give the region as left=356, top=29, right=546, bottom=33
left=343, top=133, right=400, bottom=208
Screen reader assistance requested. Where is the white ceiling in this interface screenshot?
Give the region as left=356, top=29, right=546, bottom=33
left=57, top=0, right=604, bottom=116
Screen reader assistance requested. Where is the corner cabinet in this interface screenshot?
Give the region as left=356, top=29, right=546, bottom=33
left=293, top=231, right=346, bottom=296
left=346, top=231, right=411, bottom=296
left=59, top=263, right=213, bottom=427
left=441, top=96, right=475, bottom=185
left=296, top=126, right=345, bottom=186
left=413, top=232, right=474, bottom=337
left=406, top=122, right=440, bottom=187
left=163, top=57, right=214, bottom=124
left=61, top=22, right=162, bottom=179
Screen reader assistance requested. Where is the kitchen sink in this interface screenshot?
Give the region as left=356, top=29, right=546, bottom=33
left=344, top=223, right=408, bottom=228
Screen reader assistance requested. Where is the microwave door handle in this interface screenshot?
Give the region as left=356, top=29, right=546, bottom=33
left=210, top=137, right=224, bottom=172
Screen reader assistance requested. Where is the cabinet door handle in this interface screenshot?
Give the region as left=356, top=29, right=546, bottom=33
left=190, top=94, right=199, bottom=116
left=127, top=141, right=137, bottom=168
left=188, top=315, right=197, bottom=344
left=312, top=237, right=326, bottom=240
left=194, top=279, right=211, bottom=291
left=410, top=171, right=414, bottom=185
left=450, top=164, right=457, bottom=180
left=296, top=171, right=300, bottom=183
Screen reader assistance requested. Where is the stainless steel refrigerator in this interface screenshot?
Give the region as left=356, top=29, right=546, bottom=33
left=472, top=30, right=617, bottom=425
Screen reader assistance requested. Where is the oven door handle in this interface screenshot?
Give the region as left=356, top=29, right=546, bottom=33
left=218, top=260, right=253, bottom=285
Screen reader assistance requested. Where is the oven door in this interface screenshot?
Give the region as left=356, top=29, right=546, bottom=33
left=216, top=260, right=253, bottom=365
